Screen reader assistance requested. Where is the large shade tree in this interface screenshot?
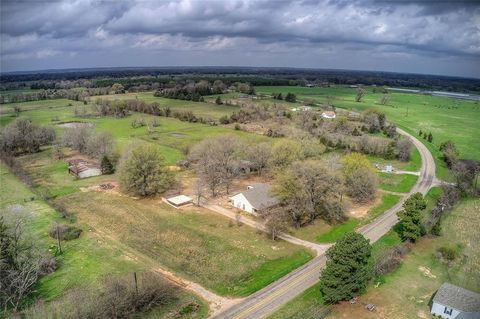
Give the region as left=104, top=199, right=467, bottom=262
left=273, top=160, right=345, bottom=226
left=119, top=144, right=173, bottom=196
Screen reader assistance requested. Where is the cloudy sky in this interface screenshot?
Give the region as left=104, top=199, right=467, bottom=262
left=1, top=0, right=479, bottom=77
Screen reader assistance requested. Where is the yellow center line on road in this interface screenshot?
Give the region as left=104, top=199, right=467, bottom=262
left=231, top=258, right=326, bottom=319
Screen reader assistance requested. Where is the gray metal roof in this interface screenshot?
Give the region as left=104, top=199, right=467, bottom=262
left=433, top=283, right=480, bottom=313
left=241, top=183, right=279, bottom=210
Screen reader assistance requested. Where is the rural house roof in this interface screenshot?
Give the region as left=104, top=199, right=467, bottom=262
left=433, top=283, right=480, bottom=313
left=240, top=183, right=279, bottom=210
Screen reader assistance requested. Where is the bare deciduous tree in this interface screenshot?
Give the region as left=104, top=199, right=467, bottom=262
left=395, top=137, right=412, bottom=162
left=0, top=118, right=55, bottom=155
left=189, top=136, right=243, bottom=196
left=246, top=142, right=272, bottom=175
left=259, top=206, right=290, bottom=240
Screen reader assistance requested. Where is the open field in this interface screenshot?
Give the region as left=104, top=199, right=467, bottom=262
left=378, top=173, right=418, bottom=193
left=1, top=98, right=267, bottom=165
left=0, top=164, right=208, bottom=318
left=256, top=86, right=480, bottom=179
left=94, top=92, right=240, bottom=119
left=58, top=191, right=313, bottom=297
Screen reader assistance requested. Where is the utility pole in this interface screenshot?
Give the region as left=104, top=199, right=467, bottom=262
left=134, top=272, right=138, bottom=296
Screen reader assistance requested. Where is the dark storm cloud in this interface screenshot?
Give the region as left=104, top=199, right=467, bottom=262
left=1, top=0, right=479, bottom=77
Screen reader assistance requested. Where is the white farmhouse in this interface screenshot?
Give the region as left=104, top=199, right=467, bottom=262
left=321, top=111, right=336, bottom=119
left=430, top=283, right=480, bottom=319
left=229, top=183, right=279, bottom=214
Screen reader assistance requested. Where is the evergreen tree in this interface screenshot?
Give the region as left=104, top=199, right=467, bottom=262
left=101, top=155, right=114, bottom=174
left=319, top=232, right=372, bottom=303
left=427, top=132, right=433, bottom=143
left=215, top=96, right=223, bottom=105
left=396, top=192, right=426, bottom=242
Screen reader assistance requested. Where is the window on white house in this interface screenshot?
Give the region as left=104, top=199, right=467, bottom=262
left=443, top=307, right=453, bottom=315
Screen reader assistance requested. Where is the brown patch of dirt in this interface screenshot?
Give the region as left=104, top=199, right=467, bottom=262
left=79, top=182, right=136, bottom=198
left=347, top=195, right=380, bottom=218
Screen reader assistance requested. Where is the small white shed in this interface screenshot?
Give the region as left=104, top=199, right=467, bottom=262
left=166, top=195, right=193, bottom=207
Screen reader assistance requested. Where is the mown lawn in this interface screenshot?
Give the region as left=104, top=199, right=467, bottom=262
left=316, top=219, right=359, bottom=243
left=0, top=164, right=208, bottom=318
left=378, top=173, right=418, bottom=193
left=57, top=192, right=313, bottom=297
left=362, top=194, right=401, bottom=224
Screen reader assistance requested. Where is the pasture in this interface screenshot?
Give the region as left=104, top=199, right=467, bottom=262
left=1, top=98, right=267, bottom=165
left=93, top=92, right=240, bottom=119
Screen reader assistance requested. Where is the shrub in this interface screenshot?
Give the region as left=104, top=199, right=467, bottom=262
left=49, top=223, right=82, bottom=241
left=37, top=256, right=58, bottom=277
left=219, top=115, right=230, bottom=124
left=374, top=244, right=410, bottom=276
left=437, top=246, right=458, bottom=262
left=430, top=219, right=442, bottom=236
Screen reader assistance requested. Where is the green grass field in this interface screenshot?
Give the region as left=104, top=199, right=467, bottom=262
left=0, top=164, right=208, bottom=318
left=94, top=92, right=240, bottom=119
left=0, top=98, right=267, bottom=165
left=292, top=193, right=402, bottom=244
left=316, top=219, right=359, bottom=243
left=57, top=191, right=312, bottom=297
left=256, top=86, right=480, bottom=179
left=363, top=194, right=402, bottom=224
left=367, top=148, right=421, bottom=172
left=378, top=173, right=418, bottom=193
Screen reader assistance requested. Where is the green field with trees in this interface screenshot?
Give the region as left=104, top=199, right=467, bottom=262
left=256, top=85, right=480, bottom=179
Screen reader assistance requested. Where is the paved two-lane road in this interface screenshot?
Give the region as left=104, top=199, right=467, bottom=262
left=212, top=128, right=436, bottom=319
